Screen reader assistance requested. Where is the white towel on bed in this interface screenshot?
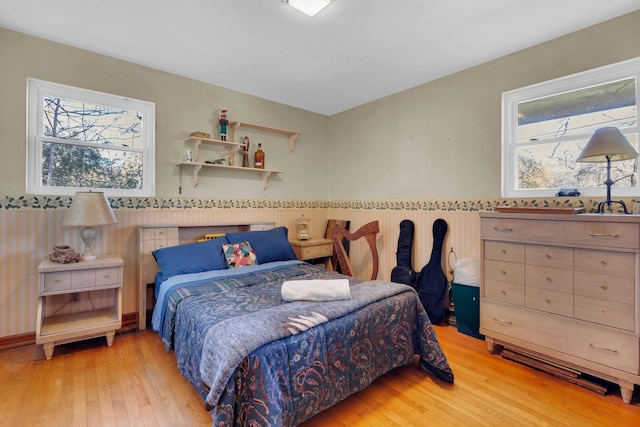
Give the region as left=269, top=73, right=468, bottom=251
left=281, top=279, right=351, bottom=302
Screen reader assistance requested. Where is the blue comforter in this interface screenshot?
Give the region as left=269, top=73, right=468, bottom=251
left=156, top=262, right=453, bottom=426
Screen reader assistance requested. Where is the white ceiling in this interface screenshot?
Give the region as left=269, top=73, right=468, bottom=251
left=1, top=0, right=639, bottom=116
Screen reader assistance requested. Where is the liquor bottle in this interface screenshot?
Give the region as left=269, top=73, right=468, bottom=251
left=254, top=143, right=265, bottom=169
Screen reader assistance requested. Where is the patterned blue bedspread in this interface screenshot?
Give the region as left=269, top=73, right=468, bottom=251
left=160, top=263, right=453, bottom=426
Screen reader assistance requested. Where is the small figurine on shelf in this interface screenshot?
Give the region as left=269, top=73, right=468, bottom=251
left=254, top=143, right=265, bottom=169
left=218, top=109, right=229, bottom=141
left=242, top=136, right=250, bottom=167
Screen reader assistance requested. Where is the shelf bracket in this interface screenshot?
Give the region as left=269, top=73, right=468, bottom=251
left=288, top=133, right=299, bottom=152
left=194, top=139, right=202, bottom=160
left=261, top=170, right=273, bottom=190
left=192, top=164, right=202, bottom=187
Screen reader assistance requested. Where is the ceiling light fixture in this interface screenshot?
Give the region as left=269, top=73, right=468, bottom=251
left=283, top=0, right=334, bottom=17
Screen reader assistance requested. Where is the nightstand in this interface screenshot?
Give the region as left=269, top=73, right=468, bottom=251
left=289, top=238, right=334, bottom=271
left=36, top=255, right=123, bottom=360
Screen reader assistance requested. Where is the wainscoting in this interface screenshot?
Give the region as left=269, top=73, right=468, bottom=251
left=0, top=194, right=614, bottom=348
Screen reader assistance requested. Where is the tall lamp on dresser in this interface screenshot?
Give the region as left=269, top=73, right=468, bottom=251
left=576, top=126, right=638, bottom=214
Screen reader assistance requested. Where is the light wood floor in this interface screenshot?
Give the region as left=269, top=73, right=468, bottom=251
left=1, top=325, right=639, bottom=426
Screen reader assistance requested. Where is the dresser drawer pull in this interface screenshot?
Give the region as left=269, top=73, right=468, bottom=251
left=494, top=227, right=513, bottom=232
left=588, top=232, right=618, bottom=238
left=588, top=342, right=618, bottom=353
left=492, top=317, right=512, bottom=326
left=600, top=284, right=608, bottom=290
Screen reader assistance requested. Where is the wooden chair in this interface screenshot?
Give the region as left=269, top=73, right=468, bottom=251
left=331, top=220, right=380, bottom=280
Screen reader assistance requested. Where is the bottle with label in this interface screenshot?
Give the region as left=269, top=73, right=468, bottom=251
left=254, top=143, right=265, bottom=169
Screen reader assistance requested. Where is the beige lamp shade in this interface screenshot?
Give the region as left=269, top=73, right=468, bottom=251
left=576, top=127, right=638, bottom=163
left=63, top=191, right=117, bottom=260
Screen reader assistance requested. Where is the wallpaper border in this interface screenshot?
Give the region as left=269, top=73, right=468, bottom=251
left=2, top=194, right=638, bottom=213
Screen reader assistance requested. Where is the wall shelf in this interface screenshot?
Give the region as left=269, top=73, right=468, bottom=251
left=186, top=136, right=244, bottom=160
left=179, top=161, right=283, bottom=190
left=230, top=121, right=301, bottom=152
left=181, top=120, right=299, bottom=190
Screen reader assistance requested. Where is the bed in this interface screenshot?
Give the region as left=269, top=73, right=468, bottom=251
left=146, top=225, right=454, bottom=426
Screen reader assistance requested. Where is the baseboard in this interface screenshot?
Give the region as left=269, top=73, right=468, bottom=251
left=0, top=332, right=36, bottom=351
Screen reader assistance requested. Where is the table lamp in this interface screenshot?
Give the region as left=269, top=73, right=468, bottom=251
left=62, top=191, right=117, bottom=260
left=576, top=127, right=638, bottom=214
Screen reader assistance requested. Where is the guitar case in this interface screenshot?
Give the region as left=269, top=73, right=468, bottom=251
left=390, top=220, right=417, bottom=288
left=416, top=219, right=448, bottom=324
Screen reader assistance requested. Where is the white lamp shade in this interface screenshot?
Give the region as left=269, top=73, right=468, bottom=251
left=62, top=191, right=117, bottom=227
left=576, top=127, right=638, bottom=163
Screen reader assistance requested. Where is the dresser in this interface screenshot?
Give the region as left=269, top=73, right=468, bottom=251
left=479, top=212, right=640, bottom=403
left=36, top=255, right=123, bottom=360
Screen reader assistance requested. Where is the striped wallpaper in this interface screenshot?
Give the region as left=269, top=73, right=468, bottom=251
left=0, top=195, right=619, bottom=346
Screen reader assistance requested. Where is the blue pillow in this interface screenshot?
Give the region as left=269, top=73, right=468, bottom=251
left=152, top=236, right=229, bottom=280
left=226, top=226, right=297, bottom=264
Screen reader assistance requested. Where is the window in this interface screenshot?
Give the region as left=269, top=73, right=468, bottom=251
left=27, top=79, right=155, bottom=197
left=502, top=57, right=639, bottom=198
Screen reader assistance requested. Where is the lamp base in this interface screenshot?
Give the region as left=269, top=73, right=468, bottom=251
left=81, top=253, right=97, bottom=261
left=596, top=199, right=631, bottom=214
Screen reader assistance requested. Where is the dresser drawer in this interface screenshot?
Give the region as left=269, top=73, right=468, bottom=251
left=484, top=259, right=524, bottom=285
left=574, top=271, right=634, bottom=304
left=574, top=249, right=635, bottom=278
left=481, top=301, right=639, bottom=374
left=525, top=245, right=573, bottom=269
left=525, top=286, right=573, bottom=317
left=574, top=295, right=635, bottom=331
left=484, top=279, right=524, bottom=305
left=484, top=241, right=524, bottom=263
left=482, top=218, right=639, bottom=249
left=525, top=265, right=573, bottom=293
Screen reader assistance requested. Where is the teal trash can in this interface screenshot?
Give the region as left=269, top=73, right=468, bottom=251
left=451, top=282, right=484, bottom=340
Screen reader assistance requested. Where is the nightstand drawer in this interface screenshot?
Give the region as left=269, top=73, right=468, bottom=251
left=43, top=271, right=72, bottom=292
left=95, top=267, right=120, bottom=287
left=300, top=244, right=333, bottom=259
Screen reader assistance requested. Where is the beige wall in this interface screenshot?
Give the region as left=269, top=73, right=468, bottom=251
left=328, top=11, right=640, bottom=200
left=0, top=28, right=330, bottom=200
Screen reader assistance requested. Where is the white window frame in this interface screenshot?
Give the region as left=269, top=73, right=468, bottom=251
left=27, top=79, right=155, bottom=197
left=502, top=57, right=640, bottom=198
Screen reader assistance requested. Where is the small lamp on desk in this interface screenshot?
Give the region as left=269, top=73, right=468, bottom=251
left=63, top=191, right=117, bottom=260
left=576, top=127, right=638, bottom=214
